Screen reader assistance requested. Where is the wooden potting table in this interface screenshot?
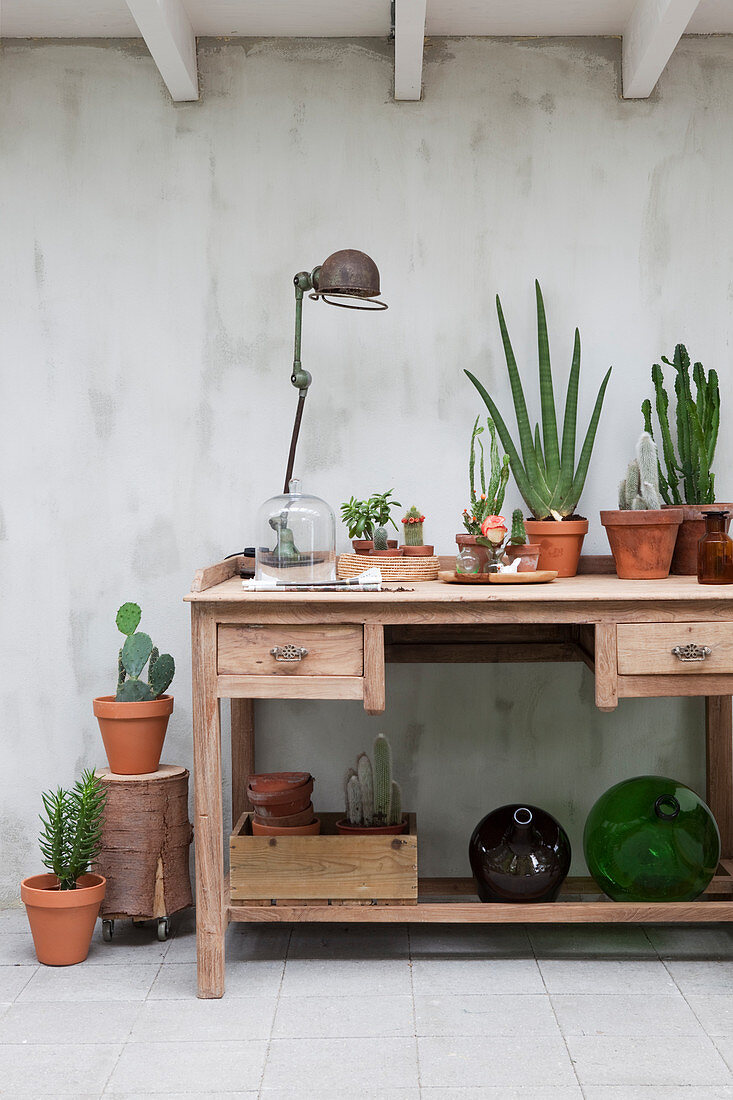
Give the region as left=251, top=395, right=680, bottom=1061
left=186, top=555, right=733, bottom=998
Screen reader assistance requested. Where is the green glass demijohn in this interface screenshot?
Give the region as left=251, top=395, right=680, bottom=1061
left=583, top=775, right=720, bottom=903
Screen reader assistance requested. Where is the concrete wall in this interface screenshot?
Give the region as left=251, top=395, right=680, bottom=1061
left=1, top=35, right=731, bottom=902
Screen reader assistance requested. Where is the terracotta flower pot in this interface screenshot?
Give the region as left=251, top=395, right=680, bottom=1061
left=352, top=540, right=374, bottom=555
left=503, top=544, right=540, bottom=572
left=387, top=539, right=398, bottom=549
left=253, top=802, right=315, bottom=828
left=401, top=545, right=435, bottom=557
left=252, top=817, right=320, bottom=836
left=248, top=772, right=311, bottom=794
left=93, top=695, right=173, bottom=775
left=370, top=548, right=404, bottom=557
left=600, top=509, right=683, bottom=580
left=523, top=519, right=588, bottom=577
left=335, top=818, right=408, bottom=836
left=455, top=534, right=490, bottom=572
left=663, top=504, right=733, bottom=575
left=247, top=777, right=314, bottom=817
left=21, top=873, right=106, bottom=966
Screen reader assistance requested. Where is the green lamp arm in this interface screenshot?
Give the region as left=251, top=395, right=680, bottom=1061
left=283, top=269, right=316, bottom=493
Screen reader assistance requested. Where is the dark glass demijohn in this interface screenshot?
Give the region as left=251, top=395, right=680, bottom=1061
left=469, top=804, right=571, bottom=903
left=698, top=510, right=733, bottom=584
left=584, top=775, right=720, bottom=902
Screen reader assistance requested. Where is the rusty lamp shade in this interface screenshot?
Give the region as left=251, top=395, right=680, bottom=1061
left=309, top=249, right=387, bottom=310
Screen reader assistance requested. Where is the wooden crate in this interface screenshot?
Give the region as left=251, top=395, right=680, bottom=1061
left=230, top=812, right=417, bottom=904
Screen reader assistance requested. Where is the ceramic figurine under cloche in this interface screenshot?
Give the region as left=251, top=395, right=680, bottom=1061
left=255, top=480, right=336, bottom=584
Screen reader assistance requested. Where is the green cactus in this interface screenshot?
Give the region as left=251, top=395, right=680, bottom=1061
left=618, top=432, right=662, bottom=510
left=114, top=603, right=175, bottom=701
left=344, top=734, right=403, bottom=829
left=509, top=508, right=527, bottom=545
left=402, top=506, right=425, bottom=546
left=463, top=416, right=510, bottom=534
left=373, top=526, right=388, bottom=551
left=642, top=344, right=719, bottom=505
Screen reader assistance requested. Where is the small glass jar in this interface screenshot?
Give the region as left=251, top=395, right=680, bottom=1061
left=698, top=510, right=733, bottom=585
left=456, top=546, right=481, bottom=574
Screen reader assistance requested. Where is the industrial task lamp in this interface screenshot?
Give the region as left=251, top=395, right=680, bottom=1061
left=283, top=249, right=387, bottom=493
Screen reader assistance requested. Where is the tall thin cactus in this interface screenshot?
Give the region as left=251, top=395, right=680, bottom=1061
left=642, top=344, right=719, bottom=505
left=343, top=734, right=404, bottom=829
left=465, top=281, right=612, bottom=519
left=618, top=432, right=662, bottom=510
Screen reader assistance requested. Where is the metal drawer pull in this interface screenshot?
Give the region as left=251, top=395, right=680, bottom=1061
left=671, top=644, right=712, bottom=662
left=270, top=644, right=309, bottom=662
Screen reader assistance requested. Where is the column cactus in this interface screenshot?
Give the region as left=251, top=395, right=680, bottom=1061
left=509, top=508, right=527, bottom=545
left=342, top=734, right=405, bottom=830
left=618, top=432, right=662, bottom=510
left=402, top=506, right=425, bottom=546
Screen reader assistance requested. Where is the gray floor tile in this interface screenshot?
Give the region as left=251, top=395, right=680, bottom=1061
left=645, top=923, right=733, bottom=959
left=419, top=1090, right=583, bottom=1099
left=567, top=1033, right=731, bottom=1085
left=0, top=999, right=140, bottom=1044
left=263, top=1036, right=419, bottom=1090
left=0, top=1041, right=121, bottom=1093
left=529, top=925, right=656, bottom=959
left=552, top=991, right=704, bottom=1036
left=538, top=959, right=677, bottom=995
left=148, top=959, right=283, bottom=999
left=666, top=960, right=733, bottom=995
left=409, top=924, right=532, bottom=959
left=0, top=909, right=30, bottom=934
left=107, top=1039, right=267, bottom=1093
left=280, top=957, right=412, bottom=997
left=272, top=993, right=414, bottom=1038
left=0, top=934, right=37, bottom=966
left=129, top=996, right=276, bottom=1042
left=106, top=1094, right=257, bottom=1099
left=412, top=958, right=543, bottom=996
left=84, top=921, right=170, bottom=965
left=0, top=967, right=36, bottom=1001
left=288, top=923, right=409, bottom=959
left=582, top=1088, right=733, bottom=1099
left=418, top=1034, right=577, bottom=1088
left=164, top=923, right=290, bottom=964
left=261, top=1092, right=419, bottom=1100
left=17, top=962, right=160, bottom=1002
left=414, top=993, right=559, bottom=1037
left=688, top=994, right=733, bottom=1035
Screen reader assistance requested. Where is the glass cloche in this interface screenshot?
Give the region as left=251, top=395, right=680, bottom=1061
left=255, top=480, right=336, bottom=583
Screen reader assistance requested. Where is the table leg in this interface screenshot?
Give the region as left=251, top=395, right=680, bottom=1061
left=231, top=698, right=254, bottom=826
left=706, top=696, right=733, bottom=858
left=191, top=606, right=225, bottom=998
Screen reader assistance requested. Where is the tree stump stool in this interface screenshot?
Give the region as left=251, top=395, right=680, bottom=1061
left=94, top=764, right=193, bottom=941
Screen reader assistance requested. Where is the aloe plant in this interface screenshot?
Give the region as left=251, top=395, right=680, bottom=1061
left=465, top=282, right=612, bottom=520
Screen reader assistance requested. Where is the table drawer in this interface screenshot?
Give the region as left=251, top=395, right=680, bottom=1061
left=617, top=622, right=733, bottom=675
left=217, top=624, right=363, bottom=676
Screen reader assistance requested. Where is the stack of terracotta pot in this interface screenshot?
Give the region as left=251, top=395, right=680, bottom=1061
left=248, top=773, right=320, bottom=836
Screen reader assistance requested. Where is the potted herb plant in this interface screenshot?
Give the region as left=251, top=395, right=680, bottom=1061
left=503, top=509, right=540, bottom=572
left=642, top=344, right=727, bottom=574
left=93, top=603, right=175, bottom=775
left=21, top=769, right=106, bottom=965
left=457, top=415, right=510, bottom=572
left=600, top=432, right=683, bottom=579
left=337, top=734, right=406, bottom=835
left=465, top=281, right=612, bottom=577
left=401, top=506, right=433, bottom=556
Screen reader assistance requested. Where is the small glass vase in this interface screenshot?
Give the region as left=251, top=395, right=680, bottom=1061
left=456, top=547, right=481, bottom=574
left=698, top=510, right=733, bottom=584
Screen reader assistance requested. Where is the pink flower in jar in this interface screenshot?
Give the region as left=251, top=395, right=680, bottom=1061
left=480, top=515, right=507, bottom=545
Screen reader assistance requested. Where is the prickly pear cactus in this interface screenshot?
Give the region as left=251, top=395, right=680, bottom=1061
left=114, top=604, right=175, bottom=701
left=373, top=526, right=388, bottom=550
left=402, top=506, right=425, bottom=546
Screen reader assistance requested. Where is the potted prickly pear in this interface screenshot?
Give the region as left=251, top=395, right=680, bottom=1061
left=93, top=603, right=175, bottom=775
left=337, top=734, right=407, bottom=835
left=503, top=509, right=540, bottom=572
left=401, top=506, right=434, bottom=556
left=600, top=432, right=683, bottom=579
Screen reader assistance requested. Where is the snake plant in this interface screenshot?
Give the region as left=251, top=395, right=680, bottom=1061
left=465, top=282, right=612, bottom=520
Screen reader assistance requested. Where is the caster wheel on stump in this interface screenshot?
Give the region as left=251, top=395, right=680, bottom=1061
left=102, top=919, right=115, bottom=942
left=157, top=917, right=170, bottom=942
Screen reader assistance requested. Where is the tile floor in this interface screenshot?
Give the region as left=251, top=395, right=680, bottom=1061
left=3, top=908, right=733, bottom=1097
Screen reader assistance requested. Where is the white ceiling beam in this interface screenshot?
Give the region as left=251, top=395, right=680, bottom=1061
left=394, top=0, right=427, bottom=102
left=125, top=0, right=199, bottom=102
left=622, top=0, right=701, bottom=99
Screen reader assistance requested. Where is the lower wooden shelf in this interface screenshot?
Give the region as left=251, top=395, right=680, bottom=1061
left=226, top=873, right=733, bottom=924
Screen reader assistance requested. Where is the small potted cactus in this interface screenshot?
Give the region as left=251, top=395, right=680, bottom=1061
left=457, top=415, right=510, bottom=572
left=400, top=506, right=434, bottom=556
left=503, top=509, right=540, bottom=572
left=93, top=603, right=175, bottom=775
left=600, top=432, right=683, bottom=579
left=368, top=489, right=403, bottom=557
left=337, top=734, right=407, bottom=835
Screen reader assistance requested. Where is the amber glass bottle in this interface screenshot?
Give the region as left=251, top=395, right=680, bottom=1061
left=698, top=510, right=733, bottom=584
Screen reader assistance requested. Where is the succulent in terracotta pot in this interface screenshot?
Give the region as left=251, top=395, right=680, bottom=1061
left=337, top=734, right=406, bottom=835
left=93, top=603, right=175, bottom=775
